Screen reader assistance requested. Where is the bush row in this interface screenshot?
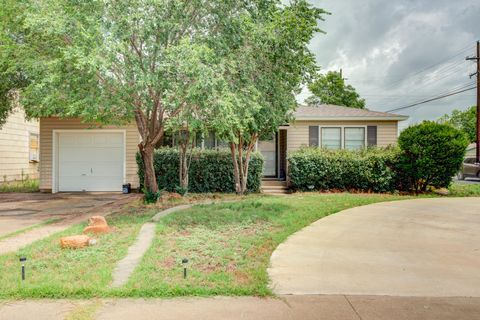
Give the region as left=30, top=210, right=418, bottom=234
left=288, top=147, right=400, bottom=192
left=137, top=148, right=264, bottom=193
left=288, top=121, right=469, bottom=193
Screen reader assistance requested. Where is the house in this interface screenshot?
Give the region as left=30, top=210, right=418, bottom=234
left=38, top=104, right=407, bottom=193
left=466, top=143, right=476, bottom=158
left=0, top=108, right=39, bottom=183
left=258, top=104, right=408, bottom=179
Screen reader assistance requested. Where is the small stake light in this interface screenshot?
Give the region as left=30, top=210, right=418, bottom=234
left=182, top=258, right=189, bottom=279
left=19, top=256, right=27, bottom=281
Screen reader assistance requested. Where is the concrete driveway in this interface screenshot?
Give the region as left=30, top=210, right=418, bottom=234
left=268, top=197, right=480, bottom=297
left=0, top=193, right=139, bottom=238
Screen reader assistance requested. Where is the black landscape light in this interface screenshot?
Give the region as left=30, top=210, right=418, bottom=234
left=182, top=258, right=189, bottom=279
left=19, top=256, right=27, bottom=281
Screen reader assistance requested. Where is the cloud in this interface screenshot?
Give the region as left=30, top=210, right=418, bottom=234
left=299, top=0, right=479, bottom=129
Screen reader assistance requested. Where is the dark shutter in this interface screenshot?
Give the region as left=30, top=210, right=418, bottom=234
left=309, top=126, right=319, bottom=147
left=367, top=126, right=377, bottom=146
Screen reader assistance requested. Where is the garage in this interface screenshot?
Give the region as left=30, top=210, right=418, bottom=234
left=54, top=131, right=125, bottom=192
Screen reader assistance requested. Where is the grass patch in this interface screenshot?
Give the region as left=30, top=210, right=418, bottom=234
left=0, top=179, right=39, bottom=193
left=1, top=189, right=474, bottom=299
left=448, top=182, right=480, bottom=197
left=0, top=208, right=156, bottom=299
left=125, top=193, right=418, bottom=297
left=0, top=218, right=61, bottom=241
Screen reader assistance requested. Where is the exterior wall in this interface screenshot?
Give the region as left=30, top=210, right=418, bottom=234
left=0, top=108, right=39, bottom=182
left=39, top=117, right=140, bottom=192
left=286, top=120, right=399, bottom=152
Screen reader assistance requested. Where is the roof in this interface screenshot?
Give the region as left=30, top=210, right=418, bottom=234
left=293, top=104, right=409, bottom=121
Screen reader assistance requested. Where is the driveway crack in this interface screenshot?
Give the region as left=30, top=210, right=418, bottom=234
left=343, top=295, right=363, bottom=320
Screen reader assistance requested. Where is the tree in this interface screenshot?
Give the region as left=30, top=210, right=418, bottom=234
left=439, top=106, right=476, bottom=143
left=210, top=0, right=327, bottom=194
left=305, top=71, right=365, bottom=108
left=161, top=42, right=222, bottom=194
left=397, top=121, right=468, bottom=193
left=0, top=0, right=243, bottom=195
left=0, top=0, right=31, bottom=127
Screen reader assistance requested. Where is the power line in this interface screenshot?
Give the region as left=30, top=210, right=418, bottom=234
left=382, top=43, right=474, bottom=90
left=385, top=86, right=476, bottom=112
left=377, top=80, right=476, bottom=110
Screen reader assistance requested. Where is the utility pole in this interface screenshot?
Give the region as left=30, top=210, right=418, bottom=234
left=466, top=41, right=480, bottom=163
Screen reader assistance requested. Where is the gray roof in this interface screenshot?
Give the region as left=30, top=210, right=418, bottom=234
left=294, top=104, right=408, bottom=121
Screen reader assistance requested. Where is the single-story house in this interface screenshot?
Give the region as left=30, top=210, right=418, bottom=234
left=0, top=108, right=39, bottom=183
left=38, top=104, right=407, bottom=193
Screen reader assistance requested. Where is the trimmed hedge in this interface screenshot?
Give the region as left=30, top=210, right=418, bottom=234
left=288, top=147, right=400, bottom=192
left=397, top=121, right=468, bottom=192
left=137, top=148, right=264, bottom=193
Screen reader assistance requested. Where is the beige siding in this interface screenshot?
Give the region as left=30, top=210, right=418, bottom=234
left=0, top=108, right=39, bottom=182
left=287, top=120, right=399, bottom=152
left=39, top=117, right=140, bottom=191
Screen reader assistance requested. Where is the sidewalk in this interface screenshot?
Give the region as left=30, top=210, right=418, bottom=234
left=1, top=295, right=479, bottom=320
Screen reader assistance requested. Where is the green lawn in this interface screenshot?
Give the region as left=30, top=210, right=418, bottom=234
left=124, top=193, right=420, bottom=297
left=448, top=182, right=480, bottom=197
left=0, top=183, right=478, bottom=298
left=0, top=208, right=156, bottom=298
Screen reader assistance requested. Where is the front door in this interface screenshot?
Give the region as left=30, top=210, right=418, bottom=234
left=258, top=136, right=276, bottom=177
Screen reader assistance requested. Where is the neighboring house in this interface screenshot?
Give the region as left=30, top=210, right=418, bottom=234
left=0, top=108, right=39, bottom=183
left=466, top=143, right=476, bottom=158
left=38, top=104, right=407, bottom=193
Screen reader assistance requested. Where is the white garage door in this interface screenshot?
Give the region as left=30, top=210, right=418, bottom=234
left=57, top=132, right=124, bottom=192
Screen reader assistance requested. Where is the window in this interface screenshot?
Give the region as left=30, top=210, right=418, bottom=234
left=321, top=127, right=341, bottom=149
left=29, top=133, right=39, bottom=162
left=195, top=132, right=203, bottom=148
left=204, top=131, right=216, bottom=149
left=308, top=126, right=319, bottom=147
left=344, top=127, right=365, bottom=150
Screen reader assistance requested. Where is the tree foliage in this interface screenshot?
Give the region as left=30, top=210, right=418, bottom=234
left=210, top=0, right=328, bottom=194
left=306, top=71, right=365, bottom=108
left=1, top=0, right=328, bottom=196
left=397, top=121, right=468, bottom=193
left=439, top=106, right=477, bottom=143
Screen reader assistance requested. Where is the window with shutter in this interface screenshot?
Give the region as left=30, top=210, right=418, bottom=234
left=367, top=126, right=377, bottom=146
left=321, top=127, right=341, bottom=149
left=309, top=126, right=319, bottom=147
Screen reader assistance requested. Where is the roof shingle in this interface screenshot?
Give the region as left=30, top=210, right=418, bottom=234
left=294, top=104, right=408, bottom=120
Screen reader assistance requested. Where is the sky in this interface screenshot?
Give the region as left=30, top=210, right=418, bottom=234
left=298, top=0, right=479, bottom=129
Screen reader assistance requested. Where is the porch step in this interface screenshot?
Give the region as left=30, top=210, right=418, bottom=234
left=261, top=180, right=289, bottom=195
left=261, top=180, right=287, bottom=187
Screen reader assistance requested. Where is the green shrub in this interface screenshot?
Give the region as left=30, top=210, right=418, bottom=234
left=143, top=189, right=161, bottom=204
left=137, top=148, right=263, bottom=193
left=288, top=147, right=400, bottom=192
left=397, top=121, right=468, bottom=192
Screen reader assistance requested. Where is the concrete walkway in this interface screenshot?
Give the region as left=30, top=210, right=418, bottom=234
left=2, top=296, right=480, bottom=320
left=110, top=204, right=195, bottom=287
left=268, top=197, right=480, bottom=297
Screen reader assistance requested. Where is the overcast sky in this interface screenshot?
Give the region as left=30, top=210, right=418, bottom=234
left=299, top=0, right=479, bottom=129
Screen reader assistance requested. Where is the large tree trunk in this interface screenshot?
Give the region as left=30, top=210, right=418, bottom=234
left=179, top=143, right=189, bottom=191
left=229, top=133, right=257, bottom=195
left=133, top=107, right=164, bottom=195
left=139, top=143, right=158, bottom=193
left=230, top=143, right=241, bottom=194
